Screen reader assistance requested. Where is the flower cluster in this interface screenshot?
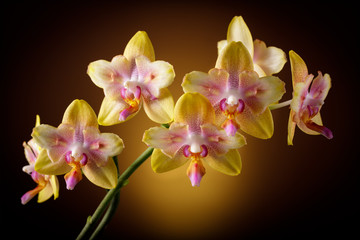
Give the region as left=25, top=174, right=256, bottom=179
left=21, top=16, right=333, bottom=205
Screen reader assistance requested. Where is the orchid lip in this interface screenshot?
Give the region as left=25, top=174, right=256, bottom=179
left=183, top=144, right=208, bottom=158
left=65, top=151, right=88, bottom=167
left=220, top=97, right=245, bottom=118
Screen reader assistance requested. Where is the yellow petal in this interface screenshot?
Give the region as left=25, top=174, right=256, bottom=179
left=253, top=39, right=287, bottom=76
left=151, top=148, right=187, bottom=173
left=143, top=123, right=188, bottom=157
left=98, top=96, right=130, bottom=126
left=215, top=41, right=253, bottom=76
left=34, top=149, right=71, bottom=175
left=35, top=114, right=40, bottom=127
left=82, top=157, right=118, bottom=189
left=50, top=175, right=59, bottom=199
left=287, top=109, right=296, bottom=145
left=205, top=149, right=242, bottom=176
left=182, top=68, right=228, bottom=104
left=62, top=99, right=98, bottom=128
left=289, top=50, right=309, bottom=87
left=217, top=39, right=228, bottom=55
left=227, top=16, right=254, bottom=58
left=37, top=183, right=54, bottom=203
left=174, top=92, right=215, bottom=128
left=98, top=133, right=125, bottom=157
left=136, top=56, right=175, bottom=97
left=142, top=88, right=174, bottom=124
left=123, top=31, right=155, bottom=62
left=87, top=56, right=131, bottom=92
left=236, top=107, right=274, bottom=139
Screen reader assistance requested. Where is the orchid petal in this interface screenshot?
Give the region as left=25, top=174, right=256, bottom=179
left=201, top=123, right=246, bottom=156
left=84, top=129, right=124, bottom=167
left=236, top=107, right=274, bottom=139
left=174, top=93, right=215, bottom=132
left=227, top=16, right=254, bottom=58
left=82, top=158, right=118, bottom=189
left=287, top=110, right=297, bottom=145
left=123, top=31, right=155, bottom=62
left=143, top=123, right=188, bottom=157
left=239, top=71, right=285, bottom=115
left=98, top=95, right=131, bottom=126
left=309, top=72, right=331, bottom=102
left=34, top=149, right=71, bottom=175
left=217, top=40, right=228, bottom=55
left=215, top=41, right=253, bottom=77
left=87, top=55, right=130, bottom=92
left=182, top=68, right=228, bottom=104
left=135, top=56, right=175, bottom=97
left=151, top=148, right=188, bottom=173
left=38, top=182, right=54, bottom=203
left=253, top=39, right=287, bottom=76
left=35, top=114, right=40, bottom=127
left=87, top=60, right=115, bottom=89
left=49, top=175, right=59, bottom=199
left=32, top=123, right=74, bottom=162
left=23, top=141, right=37, bottom=165
left=142, top=88, right=174, bottom=124
left=62, top=99, right=98, bottom=129
left=205, top=149, right=242, bottom=176
left=97, top=133, right=124, bottom=157
left=289, top=50, right=309, bottom=87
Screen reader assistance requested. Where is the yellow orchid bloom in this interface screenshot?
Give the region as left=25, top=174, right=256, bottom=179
left=21, top=115, right=59, bottom=204
left=87, top=31, right=175, bottom=125
left=183, top=41, right=285, bottom=139
left=143, top=93, right=246, bottom=187
left=218, top=16, right=287, bottom=77
left=288, top=51, right=333, bottom=145
left=32, top=100, right=124, bottom=190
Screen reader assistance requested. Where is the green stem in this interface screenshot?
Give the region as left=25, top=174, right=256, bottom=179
left=76, top=147, right=154, bottom=240
left=89, top=156, right=121, bottom=239
left=89, top=190, right=121, bottom=239
left=269, top=100, right=292, bottom=110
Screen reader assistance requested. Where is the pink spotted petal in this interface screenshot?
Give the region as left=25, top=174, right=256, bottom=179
left=143, top=122, right=188, bottom=158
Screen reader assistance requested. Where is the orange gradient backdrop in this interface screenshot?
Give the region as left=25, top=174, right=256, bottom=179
left=4, top=1, right=357, bottom=239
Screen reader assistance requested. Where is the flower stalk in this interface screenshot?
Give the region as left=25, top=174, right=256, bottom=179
left=76, top=147, right=154, bottom=240
left=269, top=100, right=292, bottom=110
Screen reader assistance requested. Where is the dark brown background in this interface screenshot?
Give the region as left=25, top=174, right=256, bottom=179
left=3, top=1, right=358, bottom=239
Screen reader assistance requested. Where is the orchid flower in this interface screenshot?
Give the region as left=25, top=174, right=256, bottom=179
left=218, top=16, right=287, bottom=77
left=87, top=31, right=175, bottom=125
left=32, top=100, right=124, bottom=190
left=182, top=41, right=285, bottom=139
left=143, top=93, right=246, bottom=187
left=287, top=50, right=333, bottom=145
left=21, top=115, right=59, bottom=205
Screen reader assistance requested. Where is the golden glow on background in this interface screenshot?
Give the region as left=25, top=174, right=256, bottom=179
left=4, top=1, right=357, bottom=239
